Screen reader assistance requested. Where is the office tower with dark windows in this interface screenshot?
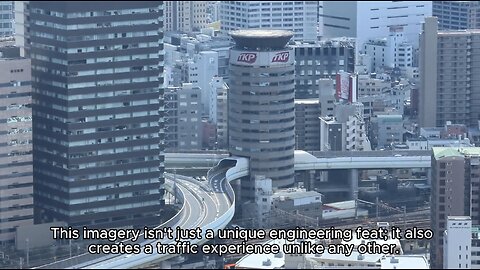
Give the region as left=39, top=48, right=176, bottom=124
left=293, top=40, right=355, bottom=99
left=29, top=2, right=164, bottom=229
left=0, top=44, right=33, bottom=244
left=228, top=30, right=295, bottom=200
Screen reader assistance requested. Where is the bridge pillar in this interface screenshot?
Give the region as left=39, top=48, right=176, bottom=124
left=349, top=169, right=359, bottom=199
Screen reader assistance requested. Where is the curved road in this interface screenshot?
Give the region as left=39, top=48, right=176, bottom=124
left=73, top=169, right=235, bottom=269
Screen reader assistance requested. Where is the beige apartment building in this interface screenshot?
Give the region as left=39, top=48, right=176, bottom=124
left=430, top=147, right=480, bottom=268
left=420, top=17, right=480, bottom=128
left=0, top=45, right=33, bottom=245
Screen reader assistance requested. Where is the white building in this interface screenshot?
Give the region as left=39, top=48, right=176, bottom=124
left=208, top=76, right=228, bottom=148
left=443, top=216, right=471, bottom=269
left=170, top=49, right=219, bottom=116
left=362, top=26, right=414, bottom=73
left=321, top=1, right=432, bottom=56
left=220, top=1, right=319, bottom=42
left=406, top=138, right=473, bottom=150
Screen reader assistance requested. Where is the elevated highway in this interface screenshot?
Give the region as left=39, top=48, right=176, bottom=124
left=37, top=149, right=430, bottom=268
left=165, top=150, right=432, bottom=171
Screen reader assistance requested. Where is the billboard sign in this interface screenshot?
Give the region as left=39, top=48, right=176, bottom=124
left=230, top=48, right=294, bottom=66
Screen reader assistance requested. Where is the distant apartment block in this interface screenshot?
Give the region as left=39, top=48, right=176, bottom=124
left=433, top=1, right=480, bottom=30
left=165, top=1, right=209, bottom=33
left=295, top=99, right=320, bottom=151
left=165, top=84, right=203, bottom=150
left=220, top=1, right=319, bottom=42
left=293, top=39, right=355, bottom=99
left=209, top=76, right=228, bottom=149
left=0, top=46, right=33, bottom=244
left=420, top=17, right=480, bottom=128
left=361, top=26, right=414, bottom=73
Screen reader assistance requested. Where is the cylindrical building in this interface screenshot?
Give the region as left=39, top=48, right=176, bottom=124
left=228, top=30, right=295, bottom=199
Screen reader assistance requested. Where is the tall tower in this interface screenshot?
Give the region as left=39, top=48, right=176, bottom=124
left=228, top=29, right=295, bottom=200
left=29, top=2, right=165, bottom=229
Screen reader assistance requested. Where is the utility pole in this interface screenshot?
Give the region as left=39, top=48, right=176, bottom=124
left=403, top=206, right=407, bottom=234
left=376, top=196, right=379, bottom=221
left=26, top=238, right=29, bottom=267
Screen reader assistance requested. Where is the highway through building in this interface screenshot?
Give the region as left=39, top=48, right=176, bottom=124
left=36, top=149, right=433, bottom=269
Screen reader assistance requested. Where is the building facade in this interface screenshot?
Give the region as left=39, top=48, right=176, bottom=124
left=29, top=2, right=165, bottom=229
left=293, top=39, right=355, bottom=99
left=0, top=1, right=14, bottom=37
left=322, top=1, right=431, bottom=55
left=433, top=1, right=480, bottom=30
left=164, top=84, right=202, bottom=150
left=220, top=1, right=319, bottom=42
left=362, top=26, right=414, bottom=73
left=209, top=76, right=228, bottom=149
left=0, top=47, right=33, bottom=244
left=420, top=17, right=480, bottom=128
left=165, top=1, right=209, bottom=33
left=295, top=99, right=320, bottom=151
left=228, top=30, right=295, bottom=200
left=443, top=216, right=472, bottom=269
left=431, top=148, right=480, bottom=268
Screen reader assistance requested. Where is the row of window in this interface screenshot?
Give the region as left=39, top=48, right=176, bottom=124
left=32, top=19, right=158, bottom=30
left=32, top=7, right=157, bottom=18
left=31, top=30, right=158, bottom=42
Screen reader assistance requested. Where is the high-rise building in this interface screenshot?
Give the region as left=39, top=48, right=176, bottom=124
left=0, top=45, right=33, bottom=244
left=165, top=1, right=209, bottom=33
left=228, top=29, right=295, bottom=200
left=431, top=147, right=480, bottom=268
left=322, top=1, right=431, bottom=55
left=220, top=1, right=319, bottom=42
left=433, top=1, right=480, bottom=30
left=29, top=2, right=165, bottom=229
left=293, top=39, right=355, bottom=99
left=443, top=216, right=472, bottom=269
left=419, top=17, right=480, bottom=128
left=294, top=99, right=320, bottom=151
left=0, top=1, right=14, bottom=37
left=164, top=84, right=202, bottom=150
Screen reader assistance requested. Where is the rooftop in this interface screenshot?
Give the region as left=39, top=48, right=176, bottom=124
left=380, top=255, right=429, bottom=269
left=272, top=189, right=322, bottom=201
left=231, top=29, right=293, bottom=49
left=235, top=239, right=286, bottom=269
left=432, top=147, right=480, bottom=158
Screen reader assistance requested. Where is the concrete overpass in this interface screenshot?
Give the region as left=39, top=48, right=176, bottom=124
left=37, top=149, right=431, bottom=269
left=165, top=150, right=432, bottom=170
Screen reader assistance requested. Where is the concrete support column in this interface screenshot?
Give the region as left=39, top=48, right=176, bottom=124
left=349, top=168, right=359, bottom=199
left=308, top=170, right=316, bottom=190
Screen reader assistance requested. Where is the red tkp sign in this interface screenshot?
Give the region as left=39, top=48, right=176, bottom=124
left=272, top=52, right=289, bottom=62
left=237, top=53, right=257, bottom=63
